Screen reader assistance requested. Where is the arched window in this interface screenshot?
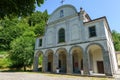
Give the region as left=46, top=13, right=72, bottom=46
left=60, top=10, right=64, bottom=17
left=58, top=28, right=65, bottom=43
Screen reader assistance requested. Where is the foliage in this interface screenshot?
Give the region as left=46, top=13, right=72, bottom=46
left=112, top=30, right=120, bottom=51
left=28, top=11, right=48, bottom=35
left=0, top=0, right=44, bottom=18
left=28, top=11, right=48, bottom=36
left=34, top=21, right=46, bottom=36
left=0, top=58, right=11, bottom=68
left=39, top=55, right=43, bottom=65
left=9, top=31, right=35, bottom=70
left=28, top=10, right=48, bottom=26
left=0, top=51, right=11, bottom=68
left=0, top=10, right=48, bottom=70
left=0, top=51, right=8, bottom=54
left=0, top=17, right=27, bottom=50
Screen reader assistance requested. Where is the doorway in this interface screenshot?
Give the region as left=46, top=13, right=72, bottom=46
left=48, top=62, right=51, bottom=72
left=97, top=61, right=104, bottom=74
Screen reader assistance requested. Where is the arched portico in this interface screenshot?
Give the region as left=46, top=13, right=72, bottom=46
left=70, top=46, right=83, bottom=74
left=33, top=50, right=43, bottom=72
left=56, top=48, right=67, bottom=73
left=45, top=49, right=54, bottom=72
left=87, top=43, right=105, bottom=74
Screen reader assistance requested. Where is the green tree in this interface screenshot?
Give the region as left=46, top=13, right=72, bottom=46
left=112, top=30, right=120, bottom=51
left=0, top=0, right=44, bottom=18
left=0, top=17, right=27, bottom=50
left=9, top=31, right=35, bottom=70
left=28, top=11, right=48, bottom=36
left=28, top=10, right=48, bottom=26
left=0, top=10, right=49, bottom=70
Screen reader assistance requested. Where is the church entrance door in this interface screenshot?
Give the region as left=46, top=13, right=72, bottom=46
left=97, top=61, right=104, bottom=74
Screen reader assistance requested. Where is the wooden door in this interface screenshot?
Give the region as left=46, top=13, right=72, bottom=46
left=97, top=61, right=104, bottom=74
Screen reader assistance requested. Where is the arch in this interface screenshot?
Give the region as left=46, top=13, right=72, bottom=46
left=86, top=43, right=105, bottom=74
left=86, top=43, right=105, bottom=52
left=56, top=48, right=67, bottom=73
left=69, top=45, right=84, bottom=55
left=69, top=46, right=83, bottom=74
left=33, top=50, right=43, bottom=72
left=45, top=49, right=54, bottom=72
left=34, top=50, right=43, bottom=57
left=58, top=28, right=65, bottom=43
left=45, top=49, right=54, bottom=56
left=56, top=48, right=67, bottom=54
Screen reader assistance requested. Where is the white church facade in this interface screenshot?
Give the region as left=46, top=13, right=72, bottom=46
left=33, top=4, right=118, bottom=76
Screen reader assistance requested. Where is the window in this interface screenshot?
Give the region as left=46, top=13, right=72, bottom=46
left=60, top=10, right=64, bottom=17
left=58, top=28, right=65, bottom=43
left=89, top=26, right=96, bottom=37
left=39, top=39, right=42, bottom=47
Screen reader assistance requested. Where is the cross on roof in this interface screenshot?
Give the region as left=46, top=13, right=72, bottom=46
left=60, top=0, right=65, bottom=5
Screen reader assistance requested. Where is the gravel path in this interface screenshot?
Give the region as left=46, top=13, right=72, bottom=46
left=0, top=72, right=115, bottom=80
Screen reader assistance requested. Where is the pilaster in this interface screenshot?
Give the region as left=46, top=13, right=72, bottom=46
left=67, top=53, right=73, bottom=74
left=53, top=53, right=59, bottom=73
left=33, top=56, right=39, bottom=71
left=83, top=50, right=89, bottom=75
left=42, top=55, right=48, bottom=72
left=103, top=51, right=113, bottom=76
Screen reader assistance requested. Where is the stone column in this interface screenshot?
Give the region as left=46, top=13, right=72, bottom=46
left=103, top=51, right=113, bottom=76
left=53, top=53, right=59, bottom=73
left=42, top=55, right=48, bottom=72
left=67, top=53, right=73, bottom=74
left=83, top=50, right=89, bottom=75
left=33, top=56, right=39, bottom=72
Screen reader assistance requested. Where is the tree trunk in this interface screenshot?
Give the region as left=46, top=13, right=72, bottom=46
left=24, top=66, right=26, bottom=71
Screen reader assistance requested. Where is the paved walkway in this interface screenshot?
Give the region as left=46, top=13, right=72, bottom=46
left=0, top=72, right=115, bottom=80
left=115, top=69, right=120, bottom=80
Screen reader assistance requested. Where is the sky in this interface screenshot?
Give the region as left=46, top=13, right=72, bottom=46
left=36, top=0, right=120, bottom=32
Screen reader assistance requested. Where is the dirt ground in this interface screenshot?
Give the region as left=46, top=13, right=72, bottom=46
left=0, top=72, right=116, bottom=80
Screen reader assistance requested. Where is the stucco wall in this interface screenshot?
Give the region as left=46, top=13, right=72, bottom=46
left=92, top=49, right=103, bottom=73
left=36, top=19, right=108, bottom=49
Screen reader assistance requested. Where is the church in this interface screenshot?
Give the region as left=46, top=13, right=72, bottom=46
left=33, top=4, right=118, bottom=76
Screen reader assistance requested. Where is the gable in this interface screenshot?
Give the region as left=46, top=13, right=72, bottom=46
left=47, top=4, right=77, bottom=24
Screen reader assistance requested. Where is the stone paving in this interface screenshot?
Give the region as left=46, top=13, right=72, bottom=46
left=0, top=72, right=115, bottom=80
left=115, top=69, right=120, bottom=80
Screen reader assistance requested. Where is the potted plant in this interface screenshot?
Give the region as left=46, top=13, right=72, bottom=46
left=81, top=69, right=84, bottom=75
left=56, top=67, right=60, bottom=73
left=89, top=69, right=93, bottom=75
